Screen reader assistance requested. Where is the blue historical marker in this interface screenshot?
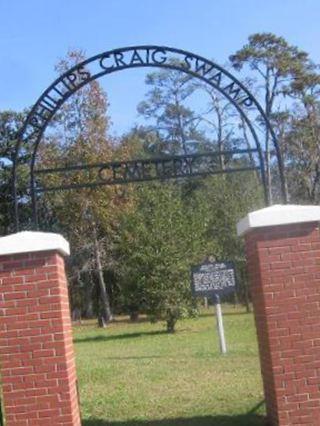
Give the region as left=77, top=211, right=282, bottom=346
left=191, top=261, right=236, bottom=354
left=191, top=261, right=236, bottom=297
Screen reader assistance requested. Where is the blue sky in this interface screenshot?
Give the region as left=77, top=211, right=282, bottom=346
left=1, top=0, right=320, bottom=134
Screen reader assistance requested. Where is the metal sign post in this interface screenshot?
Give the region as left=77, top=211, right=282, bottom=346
left=191, top=261, right=236, bottom=355
left=214, top=294, right=227, bottom=354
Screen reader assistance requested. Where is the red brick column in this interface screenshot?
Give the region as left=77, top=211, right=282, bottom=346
left=238, top=206, right=320, bottom=426
left=0, top=232, right=81, bottom=426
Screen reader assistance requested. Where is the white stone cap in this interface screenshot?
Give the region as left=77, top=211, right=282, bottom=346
left=237, top=204, right=320, bottom=236
left=0, top=231, right=70, bottom=257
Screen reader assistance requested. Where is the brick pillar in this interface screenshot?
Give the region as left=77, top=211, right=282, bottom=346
left=237, top=205, right=320, bottom=426
left=0, top=231, right=81, bottom=426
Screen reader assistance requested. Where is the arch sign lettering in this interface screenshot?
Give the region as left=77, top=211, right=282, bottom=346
left=13, top=46, right=287, bottom=229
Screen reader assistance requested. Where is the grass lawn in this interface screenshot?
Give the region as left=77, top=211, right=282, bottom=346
left=74, top=306, right=266, bottom=425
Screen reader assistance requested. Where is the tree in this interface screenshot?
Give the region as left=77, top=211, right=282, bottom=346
left=0, top=110, right=30, bottom=235
left=125, top=60, right=266, bottom=320
left=281, top=69, right=320, bottom=202
left=116, top=182, right=217, bottom=332
left=230, top=33, right=313, bottom=202
left=195, top=87, right=235, bottom=170
left=138, top=63, right=261, bottom=181
left=116, top=162, right=263, bottom=331
left=137, top=65, right=207, bottom=155
left=37, top=50, right=134, bottom=327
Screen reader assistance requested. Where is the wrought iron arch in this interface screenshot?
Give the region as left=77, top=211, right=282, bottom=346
left=13, top=45, right=287, bottom=230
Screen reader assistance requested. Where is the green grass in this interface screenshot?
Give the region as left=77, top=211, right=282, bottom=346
left=74, top=306, right=266, bottom=425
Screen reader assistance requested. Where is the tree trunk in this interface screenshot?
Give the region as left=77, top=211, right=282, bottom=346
left=217, top=106, right=225, bottom=171
left=130, top=311, right=139, bottom=322
left=265, top=137, right=272, bottom=205
left=83, top=274, right=94, bottom=318
left=204, top=297, right=208, bottom=309
left=241, top=117, right=261, bottom=184
left=98, top=315, right=107, bottom=328
left=166, top=311, right=177, bottom=333
left=93, top=231, right=113, bottom=327
left=84, top=296, right=94, bottom=318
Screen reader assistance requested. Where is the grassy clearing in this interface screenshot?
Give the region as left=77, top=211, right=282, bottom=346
left=74, top=306, right=266, bottom=425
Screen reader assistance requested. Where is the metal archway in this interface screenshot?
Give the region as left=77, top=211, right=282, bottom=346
left=13, top=45, right=287, bottom=230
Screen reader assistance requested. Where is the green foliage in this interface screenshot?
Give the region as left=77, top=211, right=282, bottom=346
left=230, top=32, right=317, bottom=203
left=37, top=49, right=136, bottom=326
left=4, top=32, right=320, bottom=327
left=0, top=110, right=30, bottom=235
left=116, top=173, right=262, bottom=332
left=116, top=182, right=213, bottom=332
left=230, top=33, right=310, bottom=76
left=281, top=104, right=320, bottom=203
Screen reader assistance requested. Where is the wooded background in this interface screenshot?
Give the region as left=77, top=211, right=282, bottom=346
left=2, top=33, right=319, bottom=331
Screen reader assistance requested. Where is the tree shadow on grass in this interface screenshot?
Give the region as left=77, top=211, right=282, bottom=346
left=199, top=311, right=251, bottom=318
left=82, top=414, right=267, bottom=426
left=113, top=317, right=152, bottom=325
left=74, top=330, right=167, bottom=344
left=111, top=311, right=251, bottom=324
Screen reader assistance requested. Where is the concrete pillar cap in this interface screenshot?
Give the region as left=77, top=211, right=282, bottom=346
left=237, top=204, right=320, bottom=236
left=0, top=231, right=70, bottom=256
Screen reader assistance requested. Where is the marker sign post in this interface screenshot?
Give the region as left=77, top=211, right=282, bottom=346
left=191, top=262, right=236, bottom=354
